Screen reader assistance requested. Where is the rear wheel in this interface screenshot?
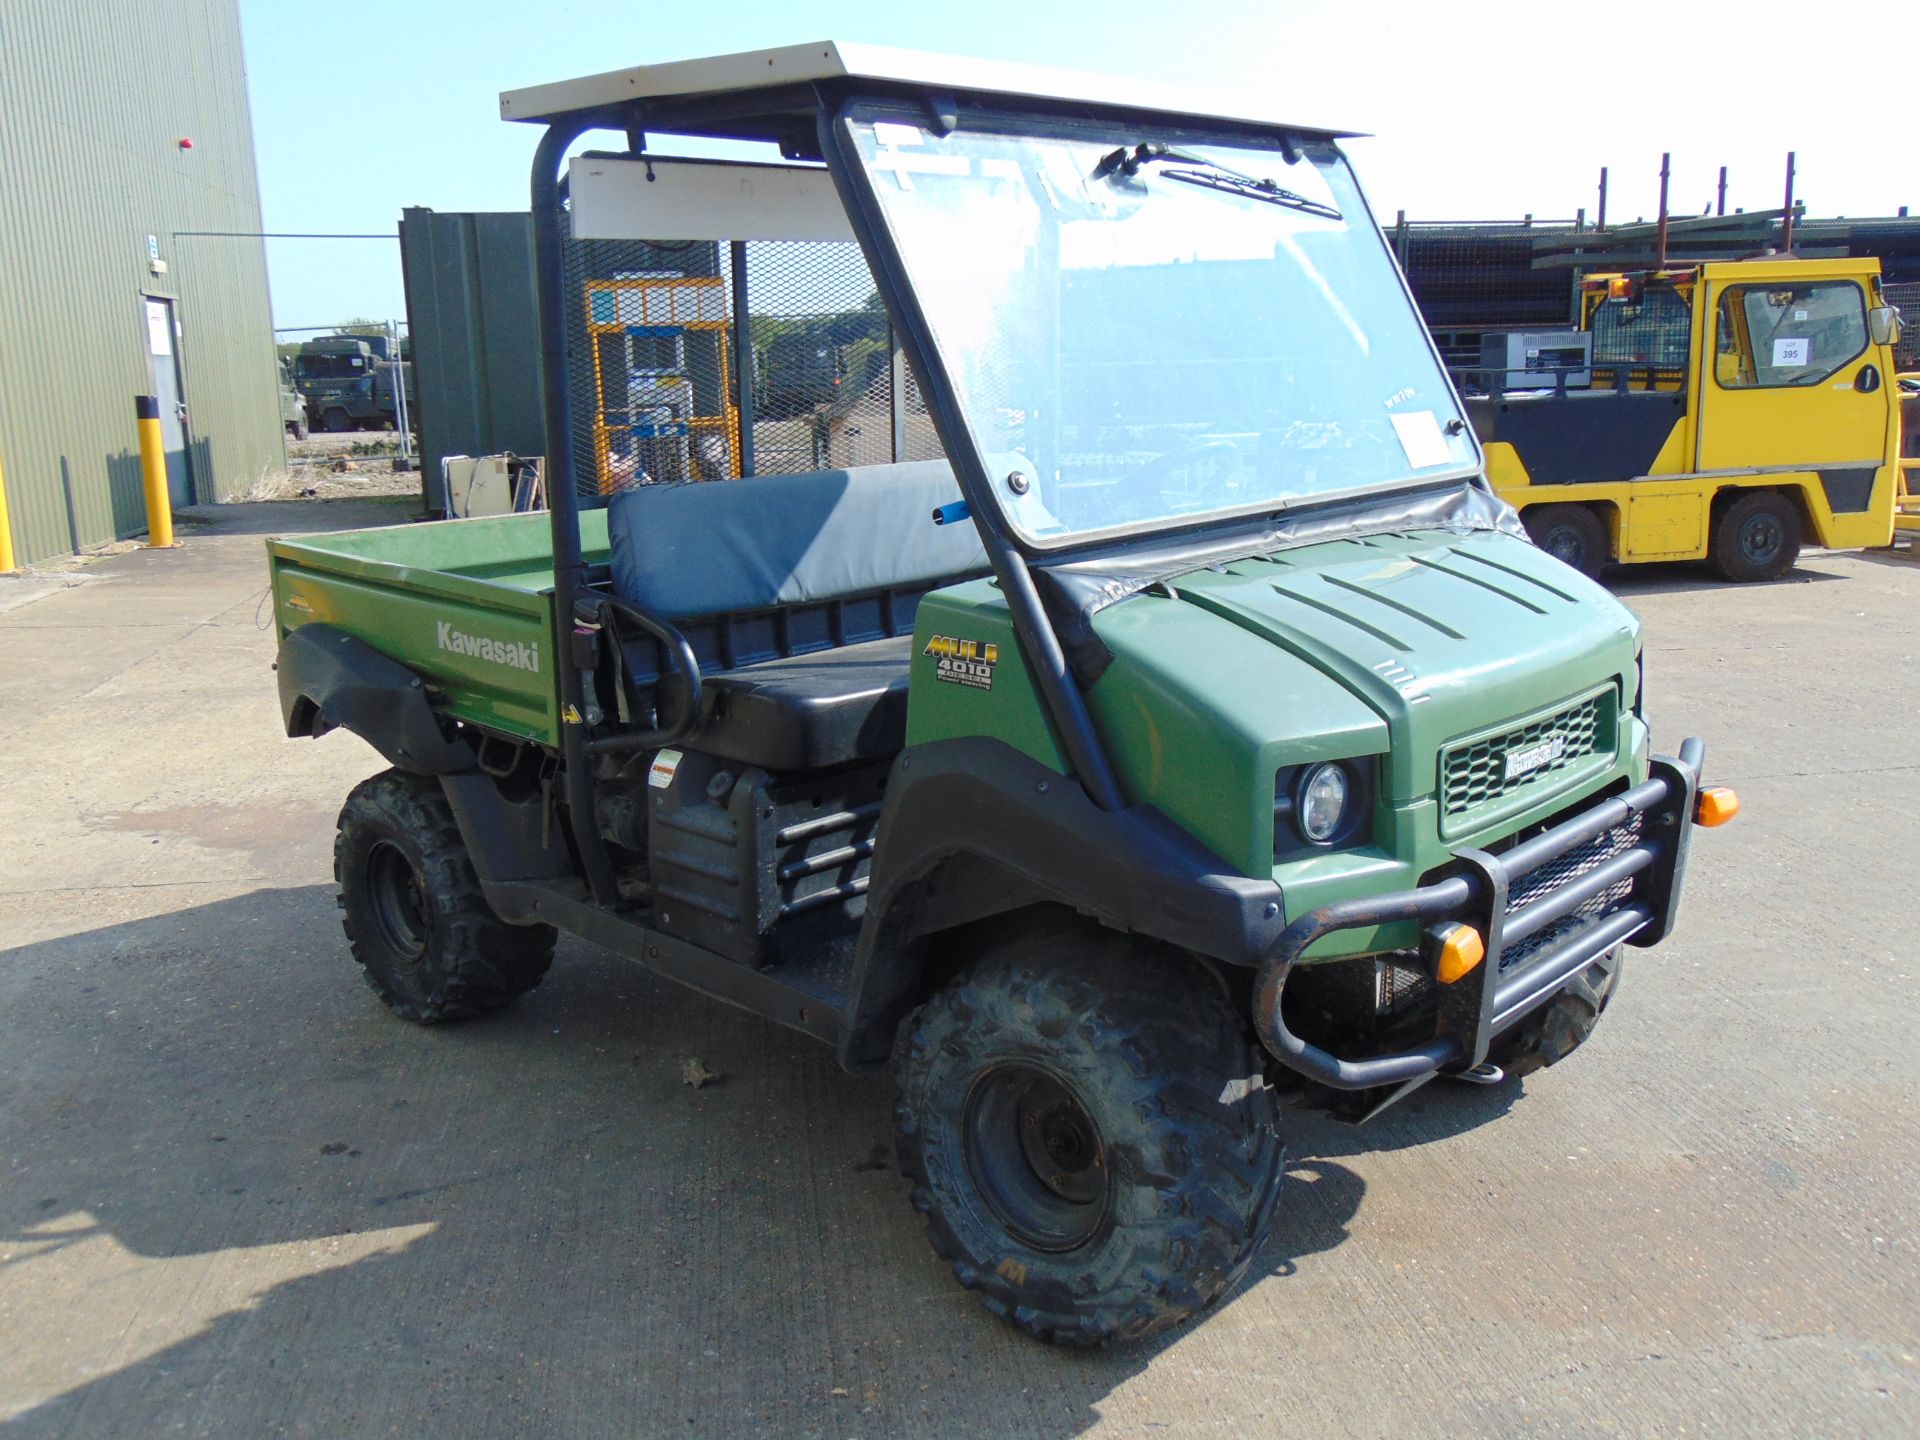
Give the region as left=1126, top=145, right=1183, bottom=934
left=895, top=927, right=1285, bottom=1345
left=1710, top=490, right=1801, bottom=582
left=334, top=769, right=556, bottom=1023
left=1522, top=503, right=1608, bottom=578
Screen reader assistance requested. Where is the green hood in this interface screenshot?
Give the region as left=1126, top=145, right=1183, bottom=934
left=1086, top=528, right=1642, bottom=876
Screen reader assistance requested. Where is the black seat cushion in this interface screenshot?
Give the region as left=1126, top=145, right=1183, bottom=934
left=695, top=635, right=914, bottom=771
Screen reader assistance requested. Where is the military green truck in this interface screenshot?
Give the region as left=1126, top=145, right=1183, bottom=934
left=277, top=356, right=308, bottom=442
left=291, top=334, right=412, bottom=433
left=266, top=44, right=1736, bottom=1346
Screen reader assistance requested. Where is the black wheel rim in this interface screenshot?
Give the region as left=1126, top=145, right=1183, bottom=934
left=962, top=1065, right=1109, bottom=1253
left=366, top=840, right=429, bottom=961
left=1541, top=525, right=1586, bottom=567
left=1741, top=513, right=1784, bottom=566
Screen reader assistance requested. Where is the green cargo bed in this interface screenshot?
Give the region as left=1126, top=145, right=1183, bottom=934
left=268, top=511, right=610, bottom=745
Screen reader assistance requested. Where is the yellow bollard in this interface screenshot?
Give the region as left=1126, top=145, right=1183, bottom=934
left=135, top=395, right=175, bottom=549
left=0, top=443, right=16, bottom=573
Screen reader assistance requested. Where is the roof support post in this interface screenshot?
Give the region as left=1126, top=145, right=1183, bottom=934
left=532, top=114, right=622, bottom=905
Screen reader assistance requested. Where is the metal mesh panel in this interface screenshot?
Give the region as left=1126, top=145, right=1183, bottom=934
left=1886, top=280, right=1920, bottom=374
left=1499, top=812, right=1644, bottom=972
left=746, top=240, right=895, bottom=475
left=560, top=222, right=944, bottom=499
left=563, top=233, right=730, bottom=496
left=1441, top=692, right=1607, bottom=819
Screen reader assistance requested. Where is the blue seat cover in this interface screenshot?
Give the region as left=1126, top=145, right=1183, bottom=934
left=607, top=461, right=988, bottom=617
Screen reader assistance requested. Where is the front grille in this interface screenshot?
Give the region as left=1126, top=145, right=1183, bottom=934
left=1498, top=811, right=1643, bottom=971
left=1442, top=693, right=1605, bottom=819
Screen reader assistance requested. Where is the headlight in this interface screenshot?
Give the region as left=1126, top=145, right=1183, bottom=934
left=1274, top=758, right=1374, bottom=860
left=1297, top=762, right=1351, bottom=843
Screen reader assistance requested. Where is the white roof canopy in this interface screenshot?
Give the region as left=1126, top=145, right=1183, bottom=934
left=501, top=40, right=1351, bottom=137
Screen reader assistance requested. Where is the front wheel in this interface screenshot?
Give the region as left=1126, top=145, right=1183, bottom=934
left=895, top=927, right=1285, bottom=1345
left=1486, top=946, right=1620, bottom=1078
left=1710, top=490, right=1802, bottom=582
left=334, top=769, right=556, bottom=1023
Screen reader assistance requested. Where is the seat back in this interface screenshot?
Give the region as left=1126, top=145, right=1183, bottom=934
left=607, top=460, right=988, bottom=618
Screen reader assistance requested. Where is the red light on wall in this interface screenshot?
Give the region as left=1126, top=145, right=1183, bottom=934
left=177, top=138, right=194, bottom=150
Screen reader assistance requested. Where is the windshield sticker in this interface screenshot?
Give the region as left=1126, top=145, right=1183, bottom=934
left=924, top=634, right=999, bottom=691
left=1388, top=411, right=1452, bottom=469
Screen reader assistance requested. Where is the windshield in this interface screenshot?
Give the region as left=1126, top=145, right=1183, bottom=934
left=295, top=354, right=367, bottom=380
left=846, top=109, right=1475, bottom=546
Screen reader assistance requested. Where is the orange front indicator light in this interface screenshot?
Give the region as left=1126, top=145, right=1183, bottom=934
left=1695, top=785, right=1740, bottom=827
left=1436, top=925, right=1486, bottom=984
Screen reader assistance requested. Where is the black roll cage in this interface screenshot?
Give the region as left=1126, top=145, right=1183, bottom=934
left=526, top=80, right=1442, bottom=902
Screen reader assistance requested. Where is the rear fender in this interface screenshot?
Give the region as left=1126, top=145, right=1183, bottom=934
left=277, top=623, right=474, bottom=775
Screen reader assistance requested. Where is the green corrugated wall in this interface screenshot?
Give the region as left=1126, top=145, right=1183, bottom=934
left=0, top=0, right=282, bottom=566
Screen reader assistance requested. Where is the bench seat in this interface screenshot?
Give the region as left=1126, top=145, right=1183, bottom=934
left=605, top=462, right=987, bottom=770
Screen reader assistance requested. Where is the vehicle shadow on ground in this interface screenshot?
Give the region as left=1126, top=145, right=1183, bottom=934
left=1603, top=558, right=1849, bottom=598
left=0, top=885, right=1518, bottom=1438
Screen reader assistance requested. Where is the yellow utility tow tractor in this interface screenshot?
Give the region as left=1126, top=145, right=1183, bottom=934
left=1470, top=257, right=1905, bottom=580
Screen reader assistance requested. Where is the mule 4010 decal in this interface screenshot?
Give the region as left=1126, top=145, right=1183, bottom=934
left=924, top=634, right=998, bottom=691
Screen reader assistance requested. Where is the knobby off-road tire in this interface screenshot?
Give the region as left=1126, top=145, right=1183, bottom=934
left=895, top=929, right=1286, bottom=1346
left=334, top=769, right=556, bottom=1023
left=1487, top=945, right=1621, bottom=1078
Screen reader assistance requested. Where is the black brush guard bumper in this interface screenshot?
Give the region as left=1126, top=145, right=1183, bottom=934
left=1254, top=740, right=1704, bottom=1091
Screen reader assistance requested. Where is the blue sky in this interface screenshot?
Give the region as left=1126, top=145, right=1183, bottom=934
left=241, top=0, right=1910, bottom=331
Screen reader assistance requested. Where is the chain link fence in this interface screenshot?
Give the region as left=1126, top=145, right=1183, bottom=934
left=1391, top=220, right=1582, bottom=368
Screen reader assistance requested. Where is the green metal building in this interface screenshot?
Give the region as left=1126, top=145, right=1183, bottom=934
left=0, top=0, right=282, bottom=567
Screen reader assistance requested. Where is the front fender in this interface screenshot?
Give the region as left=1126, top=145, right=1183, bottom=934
left=277, top=623, right=473, bottom=774
left=838, top=737, right=1285, bottom=1069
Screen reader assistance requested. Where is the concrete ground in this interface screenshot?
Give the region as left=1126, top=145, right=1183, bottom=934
left=1, top=502, right=1915, bottom=1439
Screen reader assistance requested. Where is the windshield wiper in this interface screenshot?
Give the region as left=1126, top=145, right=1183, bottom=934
left=1093, top=143, right=1342, bottom=220
left=1157, top=167, right=1342, bottom=219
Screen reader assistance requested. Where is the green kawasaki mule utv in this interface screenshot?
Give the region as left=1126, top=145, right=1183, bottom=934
left=268, top=43, right=1736, bottom=1344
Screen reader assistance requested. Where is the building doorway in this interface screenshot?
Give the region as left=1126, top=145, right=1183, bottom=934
left=143, top=296, right=195, bottom=507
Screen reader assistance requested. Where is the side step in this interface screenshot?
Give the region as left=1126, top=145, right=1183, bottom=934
left=481, top=877, right=852, bottom=1047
